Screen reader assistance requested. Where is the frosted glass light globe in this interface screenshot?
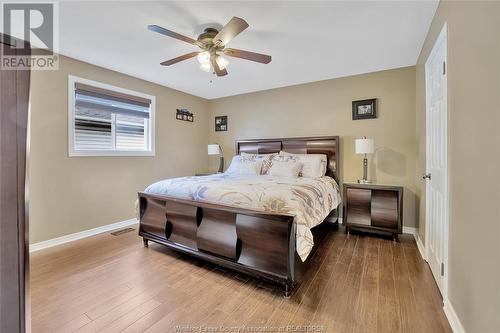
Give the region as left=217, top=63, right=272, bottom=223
left=197, top=51, right=210, bottom=64
left=200, top=62, right=211, bottom=72
left=216, top=56, right=229, bottom=70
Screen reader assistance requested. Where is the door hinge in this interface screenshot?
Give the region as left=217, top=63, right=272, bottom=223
left=443, top=61, right=446, bottom=75
left=441, top=262, right=445, bottom=276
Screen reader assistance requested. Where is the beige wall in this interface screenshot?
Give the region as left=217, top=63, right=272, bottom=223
left=208, top=67, right=418, bottom=228
left=30, top=59, right=418, bottom=240
left=29, top=55, right=210, bottom=243
left=416, top=1, right=500, bottom=331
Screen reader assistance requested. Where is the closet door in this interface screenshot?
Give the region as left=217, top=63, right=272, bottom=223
left=424, top=24, right=448, bottom=295
left=0, top=34, right=31, bottom=333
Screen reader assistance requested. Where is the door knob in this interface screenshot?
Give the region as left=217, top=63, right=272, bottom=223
left=422, top=173, right=431, bottom=180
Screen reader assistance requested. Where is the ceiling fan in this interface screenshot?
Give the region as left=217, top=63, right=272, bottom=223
left=148, top=17, right=271, bottom=77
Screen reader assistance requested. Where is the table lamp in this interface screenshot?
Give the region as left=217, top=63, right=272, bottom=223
left=355, top=137, right=374, bottom=183
left=208, top=144, right=224, bottom=173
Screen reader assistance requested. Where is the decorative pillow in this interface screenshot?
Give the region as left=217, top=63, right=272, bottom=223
left=240, top=152, right=277, bottom=174
left=279, top=151, right=327, bottom=178
left=272, top=154, right=300, bottom=162
left=268, top=160, right=303, bottom=178
left=225, top=156, right=264, bottom=175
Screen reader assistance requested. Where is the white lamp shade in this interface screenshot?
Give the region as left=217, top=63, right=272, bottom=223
left=355, top=138, right=374, bottom=154
left=207, top=144, right=221, bottom=155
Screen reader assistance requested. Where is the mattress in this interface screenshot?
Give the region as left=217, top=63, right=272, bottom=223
left=144, top=173, right=342, bottom=261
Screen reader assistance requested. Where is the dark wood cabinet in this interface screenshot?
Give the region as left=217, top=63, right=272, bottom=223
left=343, top=183, right=403, bottom=239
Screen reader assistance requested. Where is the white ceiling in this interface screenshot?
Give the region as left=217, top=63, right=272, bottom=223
left=56, top=1, right=438, bottom=99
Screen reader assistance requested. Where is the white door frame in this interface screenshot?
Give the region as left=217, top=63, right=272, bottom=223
left=424, top=22, right=449, bottom=300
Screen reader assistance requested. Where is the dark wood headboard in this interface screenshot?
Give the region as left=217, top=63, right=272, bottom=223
left=235, top=136, right=341, bottom=182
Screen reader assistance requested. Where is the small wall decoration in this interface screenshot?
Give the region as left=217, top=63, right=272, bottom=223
left=176, top=108, right=194, bottom=122
left=352, top=98, right=377, bottom=120
left=215, top=115, right=227, bottom=131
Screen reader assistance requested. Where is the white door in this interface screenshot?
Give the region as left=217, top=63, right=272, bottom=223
left=425, top=23, right=448, bottom=296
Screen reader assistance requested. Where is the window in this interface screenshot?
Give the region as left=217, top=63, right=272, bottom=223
left=68, top=75, right=155, bottom=156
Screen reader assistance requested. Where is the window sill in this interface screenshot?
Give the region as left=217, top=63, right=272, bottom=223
left=68, top=150, right=155, bottom=157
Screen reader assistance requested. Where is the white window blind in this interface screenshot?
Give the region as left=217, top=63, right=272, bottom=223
left=69, top=76, right=155, bottom=156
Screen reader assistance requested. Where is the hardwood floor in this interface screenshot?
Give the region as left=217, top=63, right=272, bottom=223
left=30, top=224, right=452, bottom=333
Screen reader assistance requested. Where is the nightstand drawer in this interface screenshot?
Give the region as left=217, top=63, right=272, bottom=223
left=347, top=206, right=371, bottom=226
left=346, top=188, right=371, bottom=206
left=346, top=188, right=371, bottom=226
left=372, top=190, right=398, bottom=210
left=371, top=208, right=398, bottom=228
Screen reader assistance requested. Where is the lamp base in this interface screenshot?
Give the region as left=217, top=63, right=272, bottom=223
left=218, top=156, right=225, bottom=173
left=358, top=157, right=370, bottom=184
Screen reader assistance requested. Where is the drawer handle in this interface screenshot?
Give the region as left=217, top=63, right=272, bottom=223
left=165, top=220, right=172, bottom=239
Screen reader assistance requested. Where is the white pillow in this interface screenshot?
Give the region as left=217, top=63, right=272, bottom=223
left=240, top=152, right=277, bottom=174
left=279, top=152, right=327, bottom=178
left=268, top=160, right=303, bottom=178
left=225, top=156, right=264, bottom=175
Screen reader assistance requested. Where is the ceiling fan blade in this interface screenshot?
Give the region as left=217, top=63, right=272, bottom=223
left=148, top=24, right=197, bottom=45
left=223, top=48, right=272, bottom=64
left=211, top=55, right=228, bottom=77
left=213, top=17, right=249, bottom=47
left=160, top=52, right=199, bottom=66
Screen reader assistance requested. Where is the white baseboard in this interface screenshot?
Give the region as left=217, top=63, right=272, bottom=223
left=402, top=226, right=427, bottom=261
left=415, top=232, right=427, bottom=261
left=403, top=226, right=417, bottom=235
left=29, top=218, right=138, bottom=253
left=444, top=298, right=466, bottom=333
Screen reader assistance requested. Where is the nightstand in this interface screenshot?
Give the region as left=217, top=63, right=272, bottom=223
left=343, top=183, right=403, bottom=240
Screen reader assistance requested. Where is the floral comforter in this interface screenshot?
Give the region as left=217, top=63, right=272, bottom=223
left=144, top=174, right=341, bottom=261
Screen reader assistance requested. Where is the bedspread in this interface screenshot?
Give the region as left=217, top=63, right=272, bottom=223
left=144, top=174, right=341, bottom=261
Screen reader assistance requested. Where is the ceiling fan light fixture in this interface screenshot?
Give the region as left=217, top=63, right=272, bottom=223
left=149, top=17, right=271, bottom=76
left=197, top=51, right=211, bottom=64
left=200, top=62, right=211, bottom=72
left=216, top=55, right=229, bottom=70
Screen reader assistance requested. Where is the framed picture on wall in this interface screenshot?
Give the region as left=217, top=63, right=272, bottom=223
left=215, top=116, right=227, bottom=131
left=176, top=108, right=194, bottom=122
left=352, top=98, right=377, bottom=120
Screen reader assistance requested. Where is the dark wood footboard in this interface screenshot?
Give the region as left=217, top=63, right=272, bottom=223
left=138, top=192, right=336, bottom=296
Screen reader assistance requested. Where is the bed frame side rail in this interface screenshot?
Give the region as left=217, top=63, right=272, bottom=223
left=138, top=192, right=297, bottom=291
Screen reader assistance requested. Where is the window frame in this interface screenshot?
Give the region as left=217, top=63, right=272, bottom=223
left=68, top=75, right=155, bottom=157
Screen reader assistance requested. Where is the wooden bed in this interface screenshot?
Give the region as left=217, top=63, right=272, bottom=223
left=138, top=136, right=341, bottom=296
